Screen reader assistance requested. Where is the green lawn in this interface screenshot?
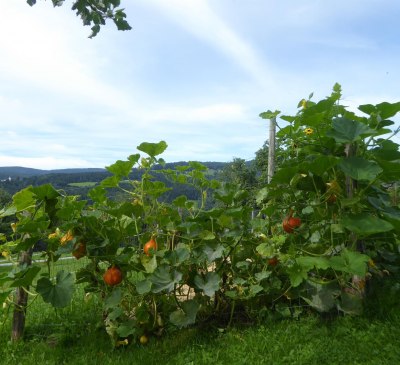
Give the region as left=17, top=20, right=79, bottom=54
left=68, top=182, right=97, bottom=187
left=1, top=257, right=399, bottom=365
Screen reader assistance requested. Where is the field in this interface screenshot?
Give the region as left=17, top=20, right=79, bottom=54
left=67, top=182, right=98, bottom=187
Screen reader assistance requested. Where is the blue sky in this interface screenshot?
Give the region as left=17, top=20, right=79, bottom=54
left=0, top=0, right=399, bottom=169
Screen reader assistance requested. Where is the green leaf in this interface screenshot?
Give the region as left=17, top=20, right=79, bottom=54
left=137, top=141, right=167, bottom=157
left=36, top=270, right=75, bottom=308
left=338, top=290, right=363, bottom=315
left=0, top=205, right=17, bottom=218
left=173, top=195, right=187, bottom=208
left=256, top=242, right=275, bottom=258
left=104, top=288, right=122, bottom=309
left=164, top=247, right=190, bottom=266
left=286, top=263, right=308, bottom=287
left=18, top=216, right=50, bottom=234
left=376, top=160, right=400, bottom=181
left=341, top=213, right=394, bottom=235
left=194, top=272, right=220, bottom=297
left=271, top=166, right=299, bottom=184
left=249, top=284, right=264, bottom=296
left=296, top=256, right=330, bottom=270
left=203, top=244, right=224, bottom=262
left=150, top=265, right=182, bottom=293
left=329, top=249, right=369, bottom=277
left=259, top=110, right=280, bottom=119
left=326, top=118, right=375, bottom=143
left=301, top=279, right=340, bottom=312
left=303, top=156, right=340, bottom=176
left=199, top=230, right=215, bottom=240
left=338, top=157, right=382, bottom=182
left=358, top=101, right=400, bottom=119
left=9, top=265, right=41, bottom=288
left=106, top=159, right=135, bottom=178
left=255, top=271, right=271, bottom=282
left=13, top=187, right=36, bottom=212
left=116, top=320, right=137, bottom=337
left=100, top=175, right=120, bottom=188
left=31, top=184, right=60, bottom=200
left=141, top=255, right=157, bottom=273
left=169, top=300, right=200, bottom=328
left=136, top=279, right=152, bottom=295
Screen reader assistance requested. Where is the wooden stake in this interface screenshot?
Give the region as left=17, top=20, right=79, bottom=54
left=11, top=249, right=33, bottom=342
left=267, top=117, right=276, bottom=184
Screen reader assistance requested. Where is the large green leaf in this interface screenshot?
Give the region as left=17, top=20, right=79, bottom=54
left=31, top=184, right=60, bottom=200
left=36, top=270, right=75, bottom=308
left=203, top=244, right=224, bottom=262
left=13, top=187, right=36, bottom=212
left=17, top=216, right=50, bottom=234
left=329, top=249, right=369, bottom=277
left=9, top=265, right=41, bottom=288
left=104, top=287, right=122, bottom=310
left=169, top=300, right=200, bottom=328
left=141, top=255, right=157, bottom=273
left=149, top=265, right=182, bottom=293
left=341, top=213, right=394, bottom=235
left=296, top=256, right=330, bottom=270
left=326, top=118, right=375, bottom=143
left=338, top=290, right=363, bottom=315
left=376, top=160, right=400, bottom=181
left=358, top=101, right=400, bottom=119
left=303, top=156, right=340, bottom=176
left=137, top=141, right=168, bottom=157
left=286, top=263, right=308, bottom=287
left=136, top=279, right=152, bottom=295
left=116, top=320, right=137, bottom=338
left=106, top=159, right=135, bottom=178
left=271, top=166, right=299, bottom=184
left=338, top=157, right=382, bottom=182
left=301, top=279, right=341, bottom=312
left=194, top=272, right=220, bottom=297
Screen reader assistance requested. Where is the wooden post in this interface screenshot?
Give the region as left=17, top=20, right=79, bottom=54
left=11, top=249, right=33, bottom=342
left=344, top=143, right=366, bottom=297
left=267, top=117, right=276, bottom=184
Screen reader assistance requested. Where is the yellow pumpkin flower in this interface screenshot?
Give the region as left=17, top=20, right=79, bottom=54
left=60, top=230, right=74, bottom=245
left=304, top=127, right=314, bottom=135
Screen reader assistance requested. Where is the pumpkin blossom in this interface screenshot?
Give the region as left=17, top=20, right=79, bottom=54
left=60, top=230, right=74, bottom=245
left=304, top=127, right=314, bottom=135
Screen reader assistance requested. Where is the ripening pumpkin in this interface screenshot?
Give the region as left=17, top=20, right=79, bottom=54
left=103, top=266, right=123, bottom=286
left=72, top=242, right=86, bottom=260
left=144, top=237, right=157, bottom=256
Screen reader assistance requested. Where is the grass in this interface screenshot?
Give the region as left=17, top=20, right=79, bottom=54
left=1, top=258, right=399, bottom=364
left=1, top=305, right=399, bottom=365
left=68, top=182, right=97, bottom=187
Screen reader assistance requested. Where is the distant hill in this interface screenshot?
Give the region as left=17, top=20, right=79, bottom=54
left=0, top=161, right=232, bottom=201
left=0, top=162, right=232, bottom=180
left=0, top=166, right=106, bottom=180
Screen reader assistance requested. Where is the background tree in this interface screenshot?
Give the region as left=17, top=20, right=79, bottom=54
left=27, top=0, right=131, bottom=37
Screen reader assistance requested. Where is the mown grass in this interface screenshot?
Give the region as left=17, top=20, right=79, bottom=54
left=1, top=260, right=399, bottom=365
left=67, top=182, right=97, bottom=187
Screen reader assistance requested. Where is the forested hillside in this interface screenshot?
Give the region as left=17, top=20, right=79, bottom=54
left=0, top=161, right=235, bottom=201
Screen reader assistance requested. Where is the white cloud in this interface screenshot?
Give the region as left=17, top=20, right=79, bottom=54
left=145, top=0, right=274, bottom=88
left=0, top=2, right=132, bottom=110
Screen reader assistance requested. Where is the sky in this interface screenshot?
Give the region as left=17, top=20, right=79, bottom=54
left=0, top=0, right=399, bottom=169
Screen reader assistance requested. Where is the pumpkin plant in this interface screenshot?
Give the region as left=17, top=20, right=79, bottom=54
left=0, top=85, right=399, bottom=346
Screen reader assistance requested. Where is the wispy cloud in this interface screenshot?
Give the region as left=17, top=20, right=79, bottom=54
left=145, top=0, right=274, bottom=88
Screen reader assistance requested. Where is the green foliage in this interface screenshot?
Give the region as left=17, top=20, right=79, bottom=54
left=27, top=0, right=132, bottom=38
left=1, top=84, right=399, bottom=347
